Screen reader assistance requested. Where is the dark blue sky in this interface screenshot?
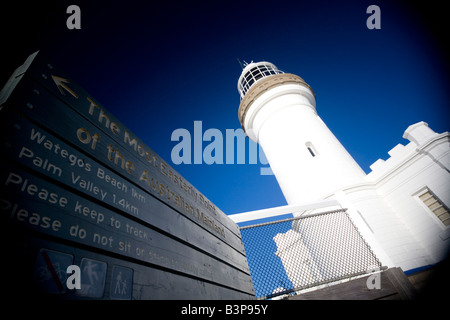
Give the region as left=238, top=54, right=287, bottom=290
left=2, top=0, right=448, bottom=217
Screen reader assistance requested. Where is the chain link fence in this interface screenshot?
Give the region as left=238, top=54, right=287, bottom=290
left=240, top=209, right=383, bottom=299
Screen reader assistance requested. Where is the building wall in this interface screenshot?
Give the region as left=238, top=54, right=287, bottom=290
left=341, top=184, right=431, bottom=271
left=365, top=123, right=450, bottom=269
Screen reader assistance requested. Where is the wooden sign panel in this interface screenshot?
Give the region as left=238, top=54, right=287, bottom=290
left=0, top=52, right=255, bottom=299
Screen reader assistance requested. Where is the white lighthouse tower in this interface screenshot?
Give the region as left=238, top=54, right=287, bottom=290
left=238, top=61, right=366, bottom=205
left=237, top=61, right=387, bottom=288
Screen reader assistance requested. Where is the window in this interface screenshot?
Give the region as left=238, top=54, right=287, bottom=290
left=238, top=62, right=284, bottom=98
left=305, top=142, right=318, bottom=158
left=418, top=189, right=450, bottom=226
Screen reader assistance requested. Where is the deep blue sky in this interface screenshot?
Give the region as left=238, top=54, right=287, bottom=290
left=1, top=0, right=448, bottom=217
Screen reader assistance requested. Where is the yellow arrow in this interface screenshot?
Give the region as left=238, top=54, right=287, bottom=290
left=51, top=75, right=79, bottom=99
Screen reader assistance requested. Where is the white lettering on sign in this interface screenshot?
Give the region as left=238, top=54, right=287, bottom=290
left=5, top=172, right=68, bottom=208
left=0, top=199, right=62, bottom=232
left=28, top=127, right=92, bottom=172
left=71, top=172, right=107, bottom=200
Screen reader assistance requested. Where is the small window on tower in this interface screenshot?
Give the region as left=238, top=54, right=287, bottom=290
left=305, top=142, right=318, bottom=157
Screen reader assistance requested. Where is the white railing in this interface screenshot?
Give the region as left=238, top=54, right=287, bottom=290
left=228, top=199, right=341, bottom=223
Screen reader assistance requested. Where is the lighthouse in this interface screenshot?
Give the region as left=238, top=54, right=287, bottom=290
left=238, top=61, right=367, bottom=205
left=237, top=61, right=387, bottom=287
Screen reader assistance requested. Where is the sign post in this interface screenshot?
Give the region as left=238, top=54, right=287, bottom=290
left=0, top=52, right=255, bottom=300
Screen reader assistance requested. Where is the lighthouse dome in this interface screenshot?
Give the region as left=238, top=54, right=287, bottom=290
left=237, top=61, right=284, bottom=99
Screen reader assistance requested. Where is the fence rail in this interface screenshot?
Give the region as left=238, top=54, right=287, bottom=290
left=239, top=208, right=383, bottom=299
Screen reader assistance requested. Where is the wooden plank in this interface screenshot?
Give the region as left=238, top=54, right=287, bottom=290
left=0, top=163, right=254, bottom=294
left=0, top=113, right=250, bottom=273
left=385, top=267, right=417, bottom=300
left=2, top=79, right=245, bottom=254
left=0, top=51, right=39, bottom=108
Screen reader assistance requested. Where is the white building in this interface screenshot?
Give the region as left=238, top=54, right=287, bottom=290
left=235, top=61, right=449, bottom=278
left=350, top=121, right=450, bottom=270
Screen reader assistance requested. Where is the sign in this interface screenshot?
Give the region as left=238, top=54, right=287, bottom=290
left=77, top=258, right=107, bottom=298
left=0, top=163, right=254, bottom=293
left=0, top=52, right=255, bottom=299
left=34, top=249, right=74, bottom=294
left=0, top=115, right=249, bottom=273
left=3, top=80, right=240, bottom=244
left=110, top=265, right=133, bottom=300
